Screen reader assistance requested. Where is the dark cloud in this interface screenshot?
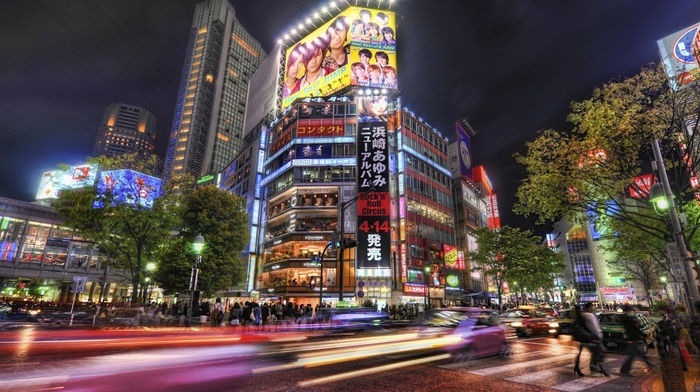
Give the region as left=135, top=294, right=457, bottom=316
left=1, top=0, right=699, bottom=234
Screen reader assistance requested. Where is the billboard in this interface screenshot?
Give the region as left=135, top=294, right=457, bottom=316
left=657, top=22, right=700, bottom=89
left=282, top=6, right=397, bottom=109
left=628, top=174, right=654, bottom=199
left=455, top=123, right=473, bottom=181
left=587, top=201, right=620, bottom=240
left=473, top=165, right=493, bottom=195
left=36, top=164, right=98, bottom=200
left=356, top=120, right=391, bottom=269
left=94, top=169, right=163, bottom=209
left=486, top=193, right=500, bottom=229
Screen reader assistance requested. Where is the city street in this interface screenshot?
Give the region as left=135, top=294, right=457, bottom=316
left=0, top=325, right=693, bottom=392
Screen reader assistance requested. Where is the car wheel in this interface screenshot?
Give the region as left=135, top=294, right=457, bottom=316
left=454, top=348, right=476, bottom=364
left=523, top=327, right=534, bottom=337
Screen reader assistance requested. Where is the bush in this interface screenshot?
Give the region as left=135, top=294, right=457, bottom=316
left=362, top=299, right=375, bottom=308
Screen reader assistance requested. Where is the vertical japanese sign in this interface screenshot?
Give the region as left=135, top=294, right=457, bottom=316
left=357, top=121, right=391, bottom=268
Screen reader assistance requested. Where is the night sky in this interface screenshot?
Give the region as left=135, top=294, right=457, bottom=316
left=1, top=0, right=700, bottom=234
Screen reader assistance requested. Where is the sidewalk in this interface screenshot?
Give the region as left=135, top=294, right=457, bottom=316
left=636, top=356, right=700, bottom=392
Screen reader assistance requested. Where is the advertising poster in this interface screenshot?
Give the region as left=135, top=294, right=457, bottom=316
left=444, top=244, right=458, bottom=269
left=356, top=120, right=390, bottom=269
left=455, top=122, right=473, bottom=181
left=282, top=6, right=397, bottom=109
left=35, top=164, right=98, bottom=200
left=657, top=22, right=700, bottom=89
left=94, top=169, right=163, bottom=209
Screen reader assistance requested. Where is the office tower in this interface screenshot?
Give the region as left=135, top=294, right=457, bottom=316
left=163, top=0, right=265, bottom=181
left=93, top=103, right=157, bottom=158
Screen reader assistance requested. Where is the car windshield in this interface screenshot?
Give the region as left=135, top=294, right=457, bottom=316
left=597, top=314, right=622, bottom=325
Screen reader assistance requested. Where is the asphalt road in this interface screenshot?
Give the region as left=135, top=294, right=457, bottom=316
left=0, top=325, right=692, bottom=392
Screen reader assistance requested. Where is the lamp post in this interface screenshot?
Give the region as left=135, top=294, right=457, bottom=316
left=337, top=187, right=375, bottom=302
left=188, top=234, right=205, bottom=321
left=650, top=138, right=700, bottom=309
left=318, top=241, right=334, bottom=310
left=143, top=262, right=156, bottom=305
left=424, top=265, right=431, bottom=308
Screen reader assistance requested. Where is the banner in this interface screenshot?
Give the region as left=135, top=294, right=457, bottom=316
left=356, top=120, right=390, bottom=268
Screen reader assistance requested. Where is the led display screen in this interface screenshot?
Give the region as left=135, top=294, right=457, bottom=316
left=36, top=164, right=98, bottom=200
left=657, top=22, right=700, bottom=89
left=94, top=169, right=162, bottom=209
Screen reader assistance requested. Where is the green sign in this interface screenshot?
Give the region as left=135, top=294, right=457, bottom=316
left=197, top=174, right=215, bottom=184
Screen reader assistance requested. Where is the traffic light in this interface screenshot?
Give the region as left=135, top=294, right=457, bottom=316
left=342, top=238, right=357, bottom=249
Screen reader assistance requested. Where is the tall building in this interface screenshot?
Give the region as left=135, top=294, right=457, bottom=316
left=93, top=103, right=157, bottom=158
left=163, top=0, right=265, bottom=181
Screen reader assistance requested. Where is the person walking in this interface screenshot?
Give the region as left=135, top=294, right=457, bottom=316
left=619, top=304, right=654, bottom=376
left=576, top=302, right=609, bottom=376
left=656, top=304, right=688, bottom=371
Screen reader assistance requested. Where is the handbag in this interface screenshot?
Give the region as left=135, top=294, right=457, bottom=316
left=250, top=312, right=255, bottom=321
left=570, top=322, right=595, bottom=343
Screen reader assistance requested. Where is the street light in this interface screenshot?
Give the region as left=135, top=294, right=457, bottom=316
left=188, top=234, right=205, bottom=320
left=337, top=187, right=375, bottom=302
left=424, top=265, right=432, bottom=308
left=650, top=138, right=700, bottom=310
left=143, top=262, right=156, bottom=304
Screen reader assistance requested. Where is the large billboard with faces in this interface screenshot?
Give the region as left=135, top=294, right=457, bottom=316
left=282, top=6, right=397, bottom=109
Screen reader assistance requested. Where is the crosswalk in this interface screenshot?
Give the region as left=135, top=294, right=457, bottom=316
left=437, top=347, right=652, bottom=392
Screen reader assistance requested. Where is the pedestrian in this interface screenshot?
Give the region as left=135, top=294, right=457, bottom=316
left=573, top=302, right=609, bottom=376
left=656, top=304, right=688, bottom=371
left=619, top=304, right=654, bottom=376
left=229, top=302, right=241, bottom=326
left=211, top=297, right=225, bottom=327
left=674, top=303, right=699, bottom=355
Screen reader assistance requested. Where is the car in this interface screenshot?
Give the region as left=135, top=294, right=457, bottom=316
left=499, top=306, right=552, bottom=337
left=548, top=308, right=577, bottom=337
left=416, top=307, right=509, bottom=362
left=597, top=312, right=655, bottom=353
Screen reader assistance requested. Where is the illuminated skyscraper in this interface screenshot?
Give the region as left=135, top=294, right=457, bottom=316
left=163, top=0, right=265, bottom=181
left=93, top=103, right=156, bottom=158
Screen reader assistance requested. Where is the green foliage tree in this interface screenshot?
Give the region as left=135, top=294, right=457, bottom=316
left=54, top=153, right=189, bottom=304
left=154, top=185, right=250, bottom=297
left=599, top=209, right=671, bottom=303
left=470, top=226, right=563, bottom=309
left=515, top=64, right=700, bottom=282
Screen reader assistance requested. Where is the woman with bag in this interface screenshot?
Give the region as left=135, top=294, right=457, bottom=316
left=656, top=304, right=688, bottom=371
left=572, top=303, right=609, bottom=376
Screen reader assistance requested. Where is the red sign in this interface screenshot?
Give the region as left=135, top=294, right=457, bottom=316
left=357, top=193, right=390, bottom=216
left=297, top=123, right=344, bottom=137
left=403, top=283, right=427, bottom=295
left=629, top=174, right=654, bottom=199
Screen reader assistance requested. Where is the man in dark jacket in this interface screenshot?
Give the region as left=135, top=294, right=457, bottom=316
left=619, top=304, right=654, bottom=376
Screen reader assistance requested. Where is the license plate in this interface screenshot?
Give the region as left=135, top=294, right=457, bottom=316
left=605, top=342, right=617, bottom=348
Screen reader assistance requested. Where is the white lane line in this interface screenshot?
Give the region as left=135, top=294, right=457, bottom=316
left=506, top=367, right=570, bottom=383
left=551, top=375, right=619, bottom=391
left=468, top=354, right=577, bottom=376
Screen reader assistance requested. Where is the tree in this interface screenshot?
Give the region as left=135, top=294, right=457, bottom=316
left=599, top=209, right=672, bottom=303
left=155, top=185, right=250, bottom=296
left=515, top=64, right=700, bottom=281
left=470, top=226, right=563, bottom=309
left=54, top=153, right=188, bottom=304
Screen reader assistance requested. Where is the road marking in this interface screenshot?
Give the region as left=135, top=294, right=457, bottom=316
left=468, top=354, right=577, bottom=375
left=437, top=350, right=545, bottom=370
left=551, top=375, right=619, bottom=391
left=506, top=367, right=571, bottom=383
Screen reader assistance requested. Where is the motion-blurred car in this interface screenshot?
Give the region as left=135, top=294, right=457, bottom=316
left=548, top=308, right=577, bottom=337
left=499, top=306, right=552, bottom=337
left=597, top=312, right=655, bottom=353
left=417, top=307, right=508, bottom=362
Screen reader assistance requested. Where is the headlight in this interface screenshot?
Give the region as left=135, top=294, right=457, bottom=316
left=511, top=322, right=522, bottom=327
left=549, top=322, right=559, bottom=328
left=28, top=310, right=39, bottom=316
